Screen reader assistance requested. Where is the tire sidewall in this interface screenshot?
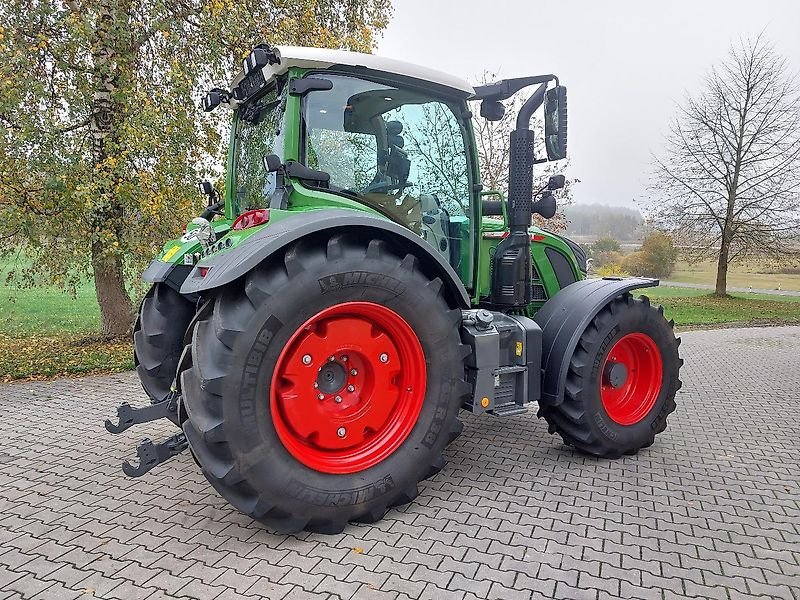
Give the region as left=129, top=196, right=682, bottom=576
left=579, top=301, right=679, bottom=451
left=218, top=253, right=462, bottom=521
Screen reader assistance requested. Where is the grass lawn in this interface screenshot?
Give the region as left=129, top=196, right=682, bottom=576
left=637, top=286, right=800, bottom=327
left=0, top=257, right=134, bottom=381
left=668, top=259, right=800, bottom=292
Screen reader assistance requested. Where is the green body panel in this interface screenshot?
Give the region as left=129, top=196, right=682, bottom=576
left=478, top=216, right=583, bottom=312
left=173, top=64, right=583, bottom=316
left=155, top=221, right=232, bottom=265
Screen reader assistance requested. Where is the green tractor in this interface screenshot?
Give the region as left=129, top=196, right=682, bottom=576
left=106, top=45, right=682, bottom=534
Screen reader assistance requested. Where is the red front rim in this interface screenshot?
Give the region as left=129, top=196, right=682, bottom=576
left=270, top=302, right=426, bottom=474
left=599, top=332, right=663, bottom=426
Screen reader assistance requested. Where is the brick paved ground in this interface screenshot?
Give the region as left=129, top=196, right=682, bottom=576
left=0, top=326, right=798, bottom=600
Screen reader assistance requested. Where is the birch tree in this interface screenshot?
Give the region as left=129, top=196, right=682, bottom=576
left=0, top=0, right=391, bottom=336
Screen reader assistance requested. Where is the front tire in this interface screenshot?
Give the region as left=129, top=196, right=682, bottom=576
left=180, top=233, right=468, bottom=533
left=540, top=293, right=682, bottom=458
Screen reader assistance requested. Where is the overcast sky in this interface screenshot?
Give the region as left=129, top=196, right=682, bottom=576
left=378, top=0, right=800, bottom=208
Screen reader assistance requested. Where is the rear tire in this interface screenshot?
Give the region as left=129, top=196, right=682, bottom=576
left=134, top=283, right=196, bottom=403
left=540, top=293, right=682, bottom=458
left=180, top=233, right=468, bottom=533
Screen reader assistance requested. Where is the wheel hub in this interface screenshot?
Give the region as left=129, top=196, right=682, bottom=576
left=599, top=332, right=663, bottom=426
left=602, top=361, right=628, bottom=389
left=317, top=361, right=347, bottom=395
left=270, top=302, right=426, bottom=474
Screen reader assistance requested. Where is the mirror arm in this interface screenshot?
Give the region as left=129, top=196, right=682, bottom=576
left=515, top=83, right=548, bottom=130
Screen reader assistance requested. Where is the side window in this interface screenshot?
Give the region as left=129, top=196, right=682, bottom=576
left=389, top=102, right=470, bottom=218
left=302, top=74, right=474, bottom=289
left=235, top=90, right=285, bottom=212
left=306, top=130, right=378, bottom=191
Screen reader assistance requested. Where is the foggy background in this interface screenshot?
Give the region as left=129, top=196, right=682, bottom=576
left=379, top=0, right=800, bottom=207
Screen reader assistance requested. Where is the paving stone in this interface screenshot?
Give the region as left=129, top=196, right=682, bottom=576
left=0, top=327, right=798, bottom=600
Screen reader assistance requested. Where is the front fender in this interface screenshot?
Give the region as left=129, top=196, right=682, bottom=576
left=533, top=277, right=659, bottom=407
left=179, top=209, right=471, bottom=308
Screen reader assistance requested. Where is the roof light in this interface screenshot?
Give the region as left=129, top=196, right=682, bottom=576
left=241, top=45, right=281, bottom=76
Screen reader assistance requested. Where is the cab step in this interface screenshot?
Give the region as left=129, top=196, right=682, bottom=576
left=490, top=402, right=529, bottom=417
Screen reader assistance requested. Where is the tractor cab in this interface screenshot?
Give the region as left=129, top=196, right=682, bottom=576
left=203, top=45, right=574, bottom=305
left=215, top=46, right=479, bottom=286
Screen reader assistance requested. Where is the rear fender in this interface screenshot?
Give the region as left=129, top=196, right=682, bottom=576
left=533, top=277, right=659, bottom=407
left=179, top=209, right=471, bottom=308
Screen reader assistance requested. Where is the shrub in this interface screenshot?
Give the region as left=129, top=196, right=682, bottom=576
left=623, top=232, right=678, bottom=278
left=589, top=237, right=623, bottom=268
left=596, top=263, right=630, bottom=277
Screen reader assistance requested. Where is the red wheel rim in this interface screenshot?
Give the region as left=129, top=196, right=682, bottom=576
left=270, top=302, right=426, bottom=474
left=599, top=332, right=663, bottom=426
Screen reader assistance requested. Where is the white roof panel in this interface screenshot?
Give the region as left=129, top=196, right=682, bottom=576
left=236, top=45, right=474, bottom=96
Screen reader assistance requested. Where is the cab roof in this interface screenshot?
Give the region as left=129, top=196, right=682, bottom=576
left=240, top=45, right=475, bottom=97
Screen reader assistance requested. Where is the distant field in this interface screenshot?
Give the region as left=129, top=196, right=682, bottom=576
left=668, top=259, right=800, bottom=291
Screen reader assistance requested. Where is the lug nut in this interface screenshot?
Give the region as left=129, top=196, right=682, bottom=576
left=302, top=354, right=312, bottom=365
left=351, top=369, right=358, bottom=376
left=347, top=385, right=355, bottom=392
left=329, top=355, right=335, bottom=362
left=313, top=382, right=318, bottom=389
left=337, top=427, right=346, bottom=438
left=342, top=355, right=348, bottom=362
left=379, top=353, right=389, bottom=363
left=335, top=395, right=342, bottom=403
left=318, top=393, right=324, bottom=400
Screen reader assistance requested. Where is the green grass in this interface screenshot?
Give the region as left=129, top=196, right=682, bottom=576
left=638, top=286, right=800, bottom=327
left=0, top=256, right=133, bottom=381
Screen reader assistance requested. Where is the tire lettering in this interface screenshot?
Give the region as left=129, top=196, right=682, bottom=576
left=593, top=325, right=620, bottom=378
left=593, top=411, right=618, bottom=441
left=239, top=316, right=281, bottom=430
left=285, top=475, right=395, bottom=506
left=318, top=272, right=404, bottom=296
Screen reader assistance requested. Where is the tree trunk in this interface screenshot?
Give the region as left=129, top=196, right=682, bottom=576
left=715, top=236, right=730, bottom=296
left=92, top=241, right=133, bottom=338
left=89, top=0, right=133, bottom=337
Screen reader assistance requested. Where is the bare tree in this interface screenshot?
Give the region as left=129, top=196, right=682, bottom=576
left=645, top=35, right=800, bottom=295
left=470, top=72, right=577, bottom=232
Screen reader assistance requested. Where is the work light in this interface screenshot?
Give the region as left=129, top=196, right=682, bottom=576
left=242, top=45, right=281, bottom=76
left=202, top=88, right=229, bottom=113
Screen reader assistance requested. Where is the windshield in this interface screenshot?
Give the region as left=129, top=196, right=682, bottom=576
left=302, top=73, right=474, bottom=287
left=234, top=84, right=285, bottom=213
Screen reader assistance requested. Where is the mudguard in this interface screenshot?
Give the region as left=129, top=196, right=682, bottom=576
left=142, top=262, right=193, bottom=293
left=533, top=277, right=659, bottom=407
left=179, top=208, right=471, bottom=308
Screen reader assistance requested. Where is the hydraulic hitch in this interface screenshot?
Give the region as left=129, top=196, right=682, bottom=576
left=105, top=392, right=180, bottom=433
left=122, top=433, right=189, bottom=477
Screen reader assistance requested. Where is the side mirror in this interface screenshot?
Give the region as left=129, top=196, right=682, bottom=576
left=544, top=86, right=567, bottom=160
left=262, top=154, right=282, bottom=173
left=480, top=100, right=505, bottom=121
left=547, top=174, right=566, bottom=190
left=198, top=180, right=214, bottom=198
left=531, top=191, right=557, bottom=219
